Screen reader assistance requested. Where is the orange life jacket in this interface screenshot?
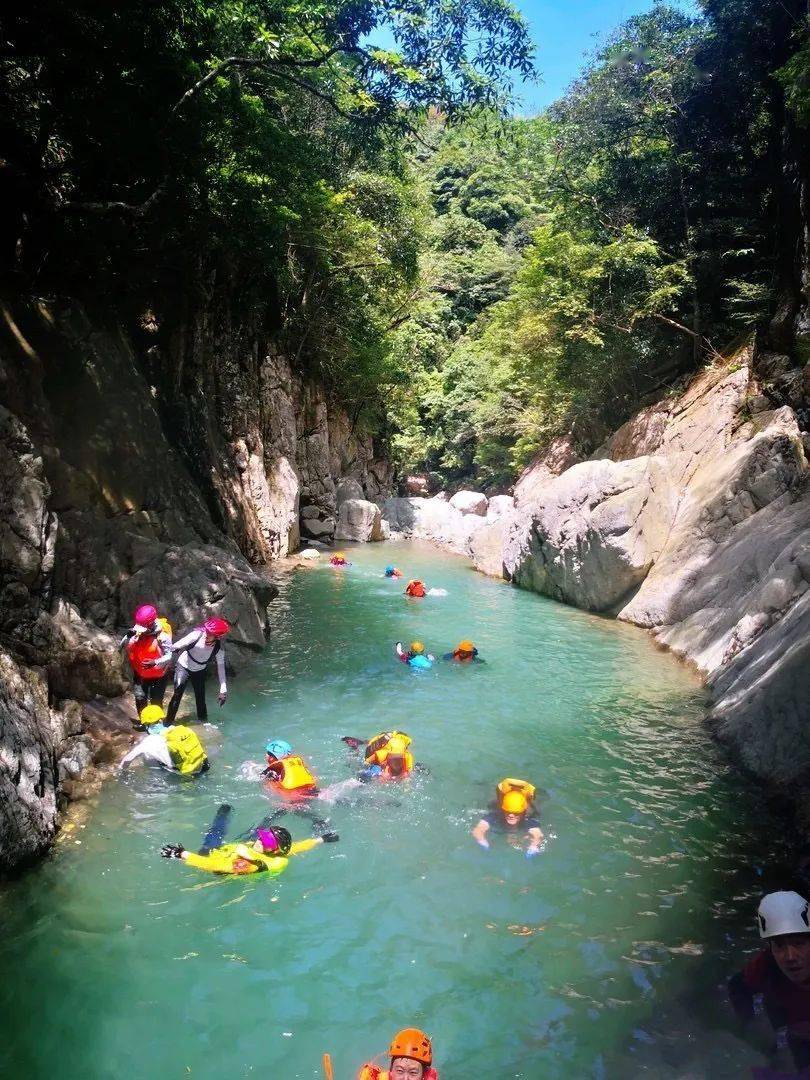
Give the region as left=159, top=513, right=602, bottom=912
left=127, top=629, right=167, bottom=680
left=358, top=1066, right=439, bottom=1080
left=405, top=580, right=426, bottom=597
left=270, top=756, right=317, bottom=792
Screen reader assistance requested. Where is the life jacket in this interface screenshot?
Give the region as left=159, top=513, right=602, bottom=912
left=364, top=731, right=412, bottom=766
left=206, top=843, right=288, bottom=876
left=164, top=725, right=207, bottom=775
left=271, top=756, right=317, bottom=792
left=127, top=617, right=172, bottom=679
left=497, top=778, right=536, bottom=808
left=358, top=1065, right=439, bottom=1080
left=405, top=580, right=426, bottom=597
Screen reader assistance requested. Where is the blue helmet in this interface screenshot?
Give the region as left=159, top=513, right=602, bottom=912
left=265, top=739, right=292, bottom=759
left=384, top=565, right=395, bottom=576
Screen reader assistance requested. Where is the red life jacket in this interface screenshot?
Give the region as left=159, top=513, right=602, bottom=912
left=405, top=580, right=426, bottom=597
left=127, top=631, right=166, bottom=680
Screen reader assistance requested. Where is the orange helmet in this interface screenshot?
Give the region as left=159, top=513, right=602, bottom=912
left=389, top=1028, right=432, bottom=1066
left=501, top=790, right=529, bottom=815
left=457, top=640, right=475, bottom=653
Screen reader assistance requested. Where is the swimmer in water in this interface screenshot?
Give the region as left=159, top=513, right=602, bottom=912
left=443, top=639, right=484, bottom=663
left=358, top=1028, right=438, bottom=1079
left=472, top=778, right=544, bottom=857
left=395, top=641, right=435, bottom=669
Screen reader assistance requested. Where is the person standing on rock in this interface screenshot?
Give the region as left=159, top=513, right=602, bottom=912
left=120, top=604, right=173, bottom=719
left=165, top=616, right=230, bottom=725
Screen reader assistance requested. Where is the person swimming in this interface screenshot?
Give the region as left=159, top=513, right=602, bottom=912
left=358, top=1028, right=438, bottom=1079
left=404, top=579, right=426, bottom=597
left=160, top=810, right=338, bottom=875
left=443, top=639, right=484, bottom=663
left=472, top=778, right=544, bottom=857
left=330, top=551, right=351, bottom=567
left=262, top=739, right=319, bottom=796
left=395, top=641, right=434, bottom=669
left=384, top=565, right=403, bottom=578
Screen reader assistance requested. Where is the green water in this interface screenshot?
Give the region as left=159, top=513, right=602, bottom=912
left=0, top=542, right=784, bottom=1078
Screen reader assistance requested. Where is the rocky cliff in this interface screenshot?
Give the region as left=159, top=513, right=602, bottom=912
left=0, top=298, right=391, bottom=873
left=383, top=345, right=810, bottom=792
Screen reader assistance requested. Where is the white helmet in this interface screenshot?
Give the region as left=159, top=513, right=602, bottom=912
left=757, top=891, right=810, bottom=939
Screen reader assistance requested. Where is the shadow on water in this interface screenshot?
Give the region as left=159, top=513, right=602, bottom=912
left=0, top=541, right=796, bottom=1078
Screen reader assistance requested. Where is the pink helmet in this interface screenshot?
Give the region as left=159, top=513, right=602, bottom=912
left=203, top=616, right=230, bottom=638
left=134, top=604, right=157, bottom=626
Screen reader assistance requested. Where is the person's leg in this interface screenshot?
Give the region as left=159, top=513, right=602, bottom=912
left=190, top=669, right=208, bottom=721
left=148, top=674, right=168, bottom=708
left=165, top=667, right=189, bottom=725
left=132, top=674, right=147, bottom=717
left=198, top=804, right=232, bottom=855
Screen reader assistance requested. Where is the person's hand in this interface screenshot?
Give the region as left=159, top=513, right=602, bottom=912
left=525, top=847, right=540, bottom=859
left=322, top=832, right=340, bottom=843
left=161, top=844, right=185, bottom=859
left=218, top=692, right=227, bottom=706
left=476, top=838, right=490, bottom=850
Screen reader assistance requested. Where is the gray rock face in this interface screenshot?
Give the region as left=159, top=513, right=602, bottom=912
left=0, top=297, right=379, bottom=872
left=383, top=495, right=486, bottom=555
left=449, top=490, right=488, bottom=516
left=492, top=352, right=810, bottom=787
left=334, top=498, right=384, bottom=542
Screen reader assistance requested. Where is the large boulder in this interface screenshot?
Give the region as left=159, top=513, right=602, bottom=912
left=449, top=490, right=488, bottom=516
left=334, top=498, right=384, bottom=542
left=335, top=477, right=365, bottom=505
left=504, top=456, right=678, bottom=611
left=468, top=520, right=508, bottom=578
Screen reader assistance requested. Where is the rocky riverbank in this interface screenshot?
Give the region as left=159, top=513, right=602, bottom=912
left=382, top=346, right=810, bottom=792
left=0, top=298, right=390, bottom=874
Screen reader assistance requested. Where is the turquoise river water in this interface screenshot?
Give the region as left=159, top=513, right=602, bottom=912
left=0, top=542, right=788, bottom=1078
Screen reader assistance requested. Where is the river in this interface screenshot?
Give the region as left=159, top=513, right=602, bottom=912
left=0, top=541, right=786, bottom=1077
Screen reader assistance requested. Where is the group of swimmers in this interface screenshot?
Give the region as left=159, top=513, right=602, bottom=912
left=118, top=562, right=810, bottom=1075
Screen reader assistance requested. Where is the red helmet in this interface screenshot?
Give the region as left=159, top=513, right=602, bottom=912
left=203, top=616, right=230, bottom=638
left=134, top=604, right=157, bottom=626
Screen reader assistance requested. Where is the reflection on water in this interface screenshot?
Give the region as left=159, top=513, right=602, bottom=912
left=0, top=542, right=789, bottom=1078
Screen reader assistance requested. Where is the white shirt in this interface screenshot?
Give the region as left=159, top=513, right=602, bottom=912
left=120, top=733, right=174, bottom=770
left=172, top=629, right=227, bottom=694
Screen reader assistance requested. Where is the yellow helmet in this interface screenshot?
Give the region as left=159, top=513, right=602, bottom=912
left=140, top=704, right=166, bottom=725
left=501, top=790, right=529, bottom=815
left=457, top=640, right=475, bottom=653
left=410, top=641, right=424, bottom=654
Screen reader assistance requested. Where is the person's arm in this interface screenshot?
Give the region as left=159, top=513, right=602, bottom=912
left=150, top=630, right=174, bottom=669
left=171, top=629, right=204, bottom=654
left=216, top=647, right=227, bottom=704
left=395, top=641, right=406, bottom=659
left=289, top=833, right=339, bottom=856
left=728, top=971, right=757, bottom=1023
left=472, top=819, right=491, bottom=848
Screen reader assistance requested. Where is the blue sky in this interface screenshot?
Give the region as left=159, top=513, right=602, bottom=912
left=506, top=0, right=700, bottom=114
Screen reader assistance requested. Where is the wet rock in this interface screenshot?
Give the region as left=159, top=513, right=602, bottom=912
left=382, top=495, right=486, bottom=555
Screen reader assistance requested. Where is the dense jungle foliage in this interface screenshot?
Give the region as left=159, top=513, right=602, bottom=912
left=2, top=0, right=808, bottom=486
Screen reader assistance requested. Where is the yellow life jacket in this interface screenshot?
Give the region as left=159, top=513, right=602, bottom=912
left=497, top=778, right=536, bottom=803
left=190, top=843, right=289, bottom=875
left=365, top=731, right=412, bottom=766
left=164, top=725, right=207, bottom=775
left=157, top=616, right=172, bottom=637
left=276, top=756, right=317, bottom=791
